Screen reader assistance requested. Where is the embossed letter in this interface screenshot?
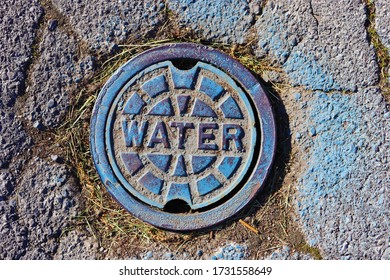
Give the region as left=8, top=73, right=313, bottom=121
left=198, top=123, right=219, bottom=150
left=122, top=120, right=148, bottom=147
left=147, top=121, right=170, bottom=148
left=170, top=122, right=195, bottom=149
left=222, top=124, right=245, bottom=151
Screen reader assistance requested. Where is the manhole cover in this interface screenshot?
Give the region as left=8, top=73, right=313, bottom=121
left=90, top=43, right=276, bottom=231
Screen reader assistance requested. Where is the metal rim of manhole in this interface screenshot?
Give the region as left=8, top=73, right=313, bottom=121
left=90, top=43, right=276, bottom=231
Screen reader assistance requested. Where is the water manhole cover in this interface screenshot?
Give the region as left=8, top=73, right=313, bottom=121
left=90, top=43, right=276, bottom=230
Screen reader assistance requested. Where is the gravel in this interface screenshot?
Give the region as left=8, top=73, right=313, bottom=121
left=0, top=112, right=33, bottom=167
left=54, top=230, right=98, bottom=260
left=0, top=0, right=42, bottom=108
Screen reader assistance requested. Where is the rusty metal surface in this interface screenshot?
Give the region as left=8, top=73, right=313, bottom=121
left=90, top=43, right=276, bottom=231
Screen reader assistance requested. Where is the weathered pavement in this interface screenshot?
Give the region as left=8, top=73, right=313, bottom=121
left=0, top=0, right=389, bottom=259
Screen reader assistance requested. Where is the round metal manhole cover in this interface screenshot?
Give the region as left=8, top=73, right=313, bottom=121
left=90, top=43, right=276, bottom=231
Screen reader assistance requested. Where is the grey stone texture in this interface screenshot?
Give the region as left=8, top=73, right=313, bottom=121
left=266, top=246, right=314, bottom=260
left=0, top=0, right=42, bottom=108
left=375, top=0, right=390, bottom=51
left=167, top=0, right=264, bottom=44
left=54, top=230, right=98, bottom=260
left=287, top=87, right=389, bottom=259
left=24, top=25, right=95, bottom=128
left=1, top=1, right=97, bottom=259
left=375, top=0, right=390, bottom=82
left=1, top=158, right=96, bottom=259
left=0, top=0, right=42, bottom=168
left=0, top=170, right=16, bottom=199
left=0, top=112, right=33, bottom=168
left=52, top=0, right=166, bottom=53
left=256, top=0, right=379, bottom=91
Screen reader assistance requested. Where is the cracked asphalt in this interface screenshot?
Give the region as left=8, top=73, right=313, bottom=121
left=0, top=0, right=389, bottom=259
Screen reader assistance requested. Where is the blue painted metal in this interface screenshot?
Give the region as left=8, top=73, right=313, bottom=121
left=176, top=95, right=190, bottom=115
left=198, top=123, right=219, bottom=150
left=199, top=76, right=225, bottom=101
left=138, top=172, right=164, bottom=195
left=123, top=92, right=145, bottom=115
left=166, top=183, right=192, bottom=206
left=169, top=122, right=194, bottom=149
left=122, top=120, right=148, bottom=147
left=142, top=74, right=169, bottom=98
left=222, top=124, right=245, bottom=151
left=191, top=98, right=217, bottom=118
left=191, top=155, right=217, bottom=174
left=170, top=65, right=199, bottom=89
left=147, top=121, right=170, bottom=148
left=120, top=152, right=143, bottom=175
left=90, top=43, right=276, bottom=231
left=147, top=154, right=172, bottom=173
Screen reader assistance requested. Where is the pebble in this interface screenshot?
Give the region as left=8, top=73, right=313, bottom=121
left=144, top=251, right=153, bottom=260
left=50, top=155, right=61, bottom=163
left=309, top=127, right=317, bottom=136
left=47, top=99, right=56, bottom=109
left=48, top=19, right=58, bottom=31
left=164, top=252, right=173, bottom=259
left=33, top=120, right=44, bottom=131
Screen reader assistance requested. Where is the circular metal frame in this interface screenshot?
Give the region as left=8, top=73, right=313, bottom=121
left=90, top=43, right=276, bottom=231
